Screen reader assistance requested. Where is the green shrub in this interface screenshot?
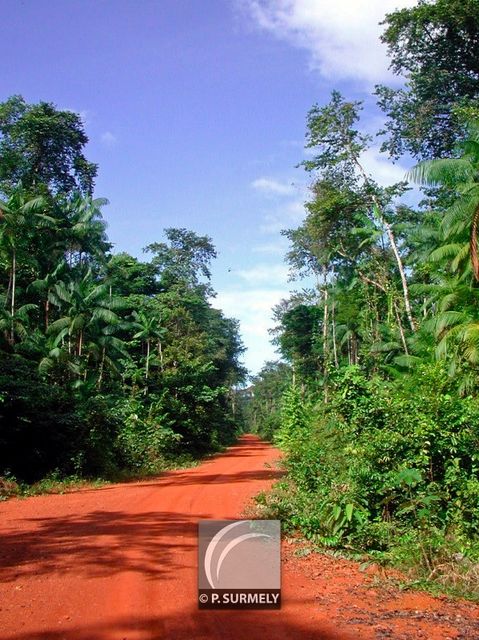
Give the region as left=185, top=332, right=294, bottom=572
left=263, top=365, right=479, bottom=588
left=115, top=396, right=181, bottom=471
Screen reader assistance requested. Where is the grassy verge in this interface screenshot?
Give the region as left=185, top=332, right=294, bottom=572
left=0, top=446, right=227, bottom=501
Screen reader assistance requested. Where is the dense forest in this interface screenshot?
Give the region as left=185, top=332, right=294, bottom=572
left=246, top=0, right=479, bottom=596
left=0, top=95, right=246, bottom=486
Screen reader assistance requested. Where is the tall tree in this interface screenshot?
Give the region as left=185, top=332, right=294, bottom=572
left=376, top=0, right=479, bottom=160
left=0, top=95, right=97, bottom=195
left=302, top=91, right=416, bottom=331
left=408, top=120, right=479, bottom=279
left=0, top=189, right=52, bottom=343
left=145, top=228, right=217, bottom=293
left=44, top=270, right=124, bottom=380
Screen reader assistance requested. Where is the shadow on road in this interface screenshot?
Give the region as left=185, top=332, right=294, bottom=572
left=0, top=509, right=203, bottom=582
left=1, top=606, right=354, bottom=640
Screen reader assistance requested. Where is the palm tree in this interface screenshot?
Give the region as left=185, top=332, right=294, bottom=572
left=408, top=120, right=479, bottom=280
left=132, top=308, right=166, bottom=385
left=64, top=195, right=110, bottom=267
left=0, top=188, right=53, bottom=342
left=0, top=299, right=37, bottom=347
left=45, top=269, right=125, bottom=381
left=27, top=261, right=66, bottom=331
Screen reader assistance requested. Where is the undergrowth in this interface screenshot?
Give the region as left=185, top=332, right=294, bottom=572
left=256, top=365, right=479, bottom=601
left=0, top=449, right=207, bottom=501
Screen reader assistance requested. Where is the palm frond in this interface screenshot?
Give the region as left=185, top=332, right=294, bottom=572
left=48, top=316, right=71, bottom=334
left=408, top=158, right=475, bottom=187
left=393, top=354, right=422, bottom=368
left=429, top=243, right=464, bottom=263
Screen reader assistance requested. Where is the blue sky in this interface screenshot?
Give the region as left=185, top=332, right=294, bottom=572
left=1, top=0, right=414, bottom=374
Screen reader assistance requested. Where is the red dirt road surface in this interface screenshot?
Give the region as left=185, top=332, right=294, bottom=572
left=0, top=435, right=478, bottom=640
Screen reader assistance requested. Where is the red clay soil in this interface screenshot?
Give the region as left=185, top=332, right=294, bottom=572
left=0, top=434, right=478, bottom=640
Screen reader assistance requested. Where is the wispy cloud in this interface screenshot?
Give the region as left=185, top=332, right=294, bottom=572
left=214, top=288, right=287, bottom=372
left=63, top=108, right=92, bottom=126
left=236, top=263, right=289, bottom=285
left=242, top=0, right=416, bottom=85
left=360, top=146, right=409, bottom=186
left=252, top=240, right=287, bottom=255
left=100, top=131, right=118, bottom=147
left=251, top=176, right=296, bottom=196
left=259, top=198, right=305, bottom=234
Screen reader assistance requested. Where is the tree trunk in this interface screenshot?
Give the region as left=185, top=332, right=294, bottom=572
left=145, top=339, right=150, bottom=381
left=97, top=347, right=106, bottom=390
left=383, top=221, right=416, bottom=332
left=393, top=299, right=409, bottom=356
left=352, top=154, right=416, bottom=332
left=358, top=271, right=409, bottom=356
left=470, top=203, right=479, bottom=281
left=352, top=334, right=358, bottom=365
left=45, top=299, right=49, bottom=331
left=323, top=286, right=329, bottom=371
left=5, top=270, right=12, bottom=310
left=158, top=340, right=164, bottom=371
left=332, top=301, right=338, bottom=367
left=10, top=249, right=16, bottom=344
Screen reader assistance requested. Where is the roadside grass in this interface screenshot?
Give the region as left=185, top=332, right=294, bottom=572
left=0, top=449, right=218, bottom=501
left=0, top=473, right=108, bottom=500
left=0, top=428, right=250, bottom=502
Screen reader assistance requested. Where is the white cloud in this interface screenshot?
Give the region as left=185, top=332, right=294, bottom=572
left=77, top=110, right=91, bottom=126
left=360, top=146, right=409, bottom=186
left=214, top=288, right=287, bottom=373
left=260, top=198, right=306, bottom=234
left=252, top=240, right=287, bottom=254
left=236, top=263, right=290, bottom=285
left=63, top=108, right=92, bottom=126
left=242, top=0, right=416, bottom=85
left=280, top=139, right=305, bottom=149
left=101, top=131, right=118, bottom=147
left=251, top=176, right=295, bottom=196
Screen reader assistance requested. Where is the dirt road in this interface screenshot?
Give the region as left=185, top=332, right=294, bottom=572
left=0, top=435, right=478, bottom=639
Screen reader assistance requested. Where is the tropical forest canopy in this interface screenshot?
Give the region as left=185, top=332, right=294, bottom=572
left=0, top=95, right=246, bottom=482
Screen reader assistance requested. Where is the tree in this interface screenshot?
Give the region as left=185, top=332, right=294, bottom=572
left=408, top=120, right=479, bottom=279
left=44, top=270, right=125, bottom=381
left=0, top=95, right=97, bottom=195
left=0, top=301, right=37, bottom=349
left=243, top=361, right=292, bottom=439
left=105, top=253, right=158, bottom=297
left=272, top=301, right=322, bottom=380
left=132, top=307, right=166, bottom=384
left=302, top=91, right=416, bottom=331
left=145, top=228, right=217, bottom=292
left=376, top=0, right=479, bottom=160
left=0, top=97, right=245, bottom=482
left=62, top=195, right=110, bottom=267
left=0, top=189, right=53, bottom=343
